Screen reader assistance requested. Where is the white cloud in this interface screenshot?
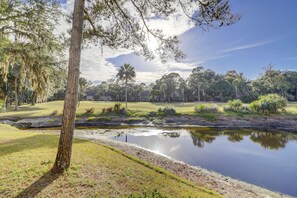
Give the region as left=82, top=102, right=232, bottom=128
left=55, top=1, right=197, bottom=84
left=222, top=40, right=274, bottom=53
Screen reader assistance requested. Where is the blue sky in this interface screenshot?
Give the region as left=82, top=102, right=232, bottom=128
left=107, top=0, right=297, bottom=81
left=59, top=0, right=297, bottom=83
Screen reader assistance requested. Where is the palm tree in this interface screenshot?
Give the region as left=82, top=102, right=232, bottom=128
left=116, top=63, right=136, bottom=108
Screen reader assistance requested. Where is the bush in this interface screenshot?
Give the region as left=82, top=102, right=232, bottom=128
left=114, top=102, right=122, bottom=111
left=249, top=94, right=287, bottom=115
left=195, top=104, right=218, bottom=113
left=85, top=107, right=95, bottom=115
left=227, top=99, right=243, bottom=110
left=163, top=106, right=176, bottom=115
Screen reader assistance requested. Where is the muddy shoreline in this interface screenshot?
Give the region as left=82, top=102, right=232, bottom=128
left=1, top=114, right=296, bottom=133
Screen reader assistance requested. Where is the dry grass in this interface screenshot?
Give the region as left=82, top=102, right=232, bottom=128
left=0, top=124, right=219, bottom=197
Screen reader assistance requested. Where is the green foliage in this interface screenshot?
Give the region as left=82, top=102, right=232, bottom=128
left=249, top=94, right=287, bottom=115
left=124, top=189, right=167, bottom=198
left=114, top=102, right=122, bottom=111
left=224, top=100, right=252, bottom=114
left=195, top=104, right=218, bottom=113
left=227, top=99, right=243, bottom=110
left=157, top=106, right=176, bottom=116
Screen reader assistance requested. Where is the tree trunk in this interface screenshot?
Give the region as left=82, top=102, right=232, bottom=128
left=2, top=94, right=8, bottom=112
left=31, top=91, right=36, bottom=106
left=51, top=0, right=85, bottom=174
left=197, top=85, right=201, bottom=102
left=14, top=78, right=18, bottom=111
left=182, top=88, right=185, bottom=102
left=203, top=90, right=206, bottom=101
left=125, top=78, right=128, bottom=109
left=235, top=86, right=238, bottom=99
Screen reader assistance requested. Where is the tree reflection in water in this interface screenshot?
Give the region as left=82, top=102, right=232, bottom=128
left=188, top=128, right=297, bottom=150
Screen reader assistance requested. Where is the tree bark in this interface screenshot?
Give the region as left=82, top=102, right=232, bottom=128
left=125, top=78, right=128, bottom=108
left=14, top=78, right=18, bottom=110
left=31, top=91, right=36, bottom=106
left=51, top=0, right=85, bottom=174
left=2, top=94, right=8, bottom=112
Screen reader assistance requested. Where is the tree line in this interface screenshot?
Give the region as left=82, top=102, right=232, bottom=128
left=77, top=64, right=297, bottom=103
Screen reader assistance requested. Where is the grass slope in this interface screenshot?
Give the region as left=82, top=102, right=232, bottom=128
left=1, top=101, right=296, bottom=118
left=0, top=125, right=219, bottom=197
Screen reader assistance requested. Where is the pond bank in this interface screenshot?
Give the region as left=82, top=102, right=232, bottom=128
left=77, top=135, right=289, bottom=198
left=1, top=114, right=297, bottom=133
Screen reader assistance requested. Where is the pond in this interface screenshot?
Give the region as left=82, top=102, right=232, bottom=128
left=79, top=127, right=297, bottom=196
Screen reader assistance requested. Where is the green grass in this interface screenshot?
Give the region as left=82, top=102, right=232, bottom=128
left=1, top=101, right=297, bottom=118
left=0, top=124, right=219, bottom=197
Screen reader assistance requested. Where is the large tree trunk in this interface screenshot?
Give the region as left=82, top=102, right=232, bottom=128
left=14, top=78, right=18, bottom=110
left=125, top=78, right=128, bottom=108
left=51, top=0, right=85, bottom=174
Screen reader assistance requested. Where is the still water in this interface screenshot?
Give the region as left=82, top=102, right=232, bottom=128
left=93, top=127, right=297, bottom=196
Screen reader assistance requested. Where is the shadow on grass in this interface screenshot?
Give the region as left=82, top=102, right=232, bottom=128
left=0, top=134, right=85, bottom=156
left=16, top=171, right=59, bottom=198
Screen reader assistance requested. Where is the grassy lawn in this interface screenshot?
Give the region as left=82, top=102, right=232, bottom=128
left=0, top=101, right=297, bottom=118
left=0, top=124, right=219, bottom=197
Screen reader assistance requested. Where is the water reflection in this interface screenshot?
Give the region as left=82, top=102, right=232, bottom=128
left=188, top=129, right=296, bottom=150
left=106, top=127, right=297, bottom=196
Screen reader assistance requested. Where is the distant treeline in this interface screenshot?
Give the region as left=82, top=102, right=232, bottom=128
left=51, top=66, right=297, bottom=103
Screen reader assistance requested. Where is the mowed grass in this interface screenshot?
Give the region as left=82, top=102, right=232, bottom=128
left=0, top=125, right=219, bottom=197
left=1, top=101, right=297, bottom=118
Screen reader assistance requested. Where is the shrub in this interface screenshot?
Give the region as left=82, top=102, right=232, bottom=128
left=162, top=106, right=176, bottom=115
left=195, top=104, right=218, bottom=113
left=114, top=102, right=122, bottom=111
left=85, top=107, right=95, bottom=115
left=227, top=99, right=243, bottom=110
left=249, top=94, right=287, bottom=115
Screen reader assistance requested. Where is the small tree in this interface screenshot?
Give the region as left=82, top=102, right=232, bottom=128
left=116, top=64, right=136, bottom=109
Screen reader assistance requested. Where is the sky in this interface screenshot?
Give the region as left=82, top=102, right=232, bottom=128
left=58, top=0, right=297, bottom=83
